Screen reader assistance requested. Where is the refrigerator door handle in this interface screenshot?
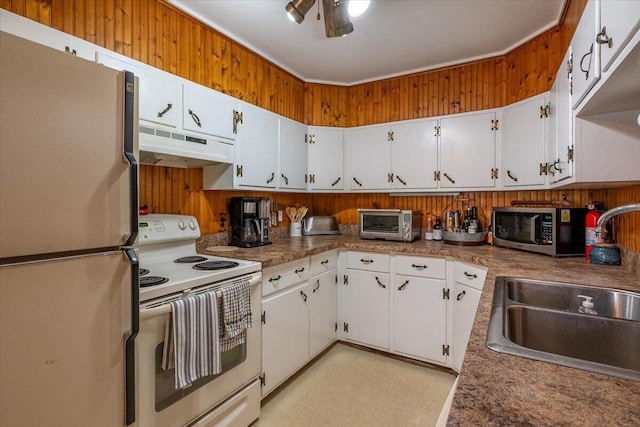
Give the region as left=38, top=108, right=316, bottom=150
left=122, top=70, right=138, bottom=247
left=124, top=247, right=139, bottom=425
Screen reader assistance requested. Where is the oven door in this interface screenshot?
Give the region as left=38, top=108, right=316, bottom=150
left=359, top=209, right=402, bottom=240
left=135, top=273, right=261, bottom=427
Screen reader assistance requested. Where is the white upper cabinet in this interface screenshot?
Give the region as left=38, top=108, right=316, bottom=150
left=349, top=125, right=391, bottom=191
left=438, top=111, right=498, bottom=189
left=308, top=127, right=345, bottom=191
left=279, top=117, right=308, bottom=190
left=598, top=0, right=640, bottom=73
left=391, top=119, right=439, bottom=190
left=571, top=0, right=600, bottom=109
left=96, top=52, right=181, bottom=129
left=502, top=93, right=549, bottom=188
left=234, top=102, right=279, bottom=189
left=548, top=47, right=575, bottom=185
left=182, top=81, right=239, bottom=141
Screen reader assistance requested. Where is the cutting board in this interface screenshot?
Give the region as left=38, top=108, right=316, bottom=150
left=205, top=246, right=239, bottom=252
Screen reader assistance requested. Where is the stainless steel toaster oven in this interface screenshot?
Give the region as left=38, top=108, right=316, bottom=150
left=358, top=209, right=422, bottom=242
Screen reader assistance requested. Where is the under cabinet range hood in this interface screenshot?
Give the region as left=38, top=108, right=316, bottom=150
left=139, top=124, right=233, bottom=168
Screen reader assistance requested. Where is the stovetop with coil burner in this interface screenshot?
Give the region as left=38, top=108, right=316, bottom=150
left=136, top=214, right=261, bottom=303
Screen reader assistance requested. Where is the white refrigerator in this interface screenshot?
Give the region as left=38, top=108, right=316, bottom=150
left=0, top=31, right=139, bottom=426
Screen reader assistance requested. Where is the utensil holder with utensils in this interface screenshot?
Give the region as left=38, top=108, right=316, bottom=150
left=286, top=206, right=308, bottom=237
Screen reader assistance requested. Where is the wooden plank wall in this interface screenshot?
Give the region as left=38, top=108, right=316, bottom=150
left=4, top=0, right=638, bottom=252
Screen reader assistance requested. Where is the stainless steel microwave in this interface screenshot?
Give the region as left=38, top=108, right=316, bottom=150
left=358, top=209, right=422, bottom=242
left=492, top=207, right=588, bottom=256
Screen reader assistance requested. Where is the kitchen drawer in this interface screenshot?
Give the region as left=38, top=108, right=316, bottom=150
left=262, top=257, right=310, bottom=297
left=310, top=250, right=338, bottom=276
left=453, top=261, right=487, bottom=291
left=395, top=255, right=446, bottom=279
left=346, top=251, right=390, bottom=273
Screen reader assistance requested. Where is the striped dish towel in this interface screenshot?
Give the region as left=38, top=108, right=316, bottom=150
left=219, top=279, right=253, bottom=352
left=169, top=291, right=222, bottom=389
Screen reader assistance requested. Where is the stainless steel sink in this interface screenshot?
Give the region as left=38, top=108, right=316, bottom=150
left=487, top=277, right=640, bottom=382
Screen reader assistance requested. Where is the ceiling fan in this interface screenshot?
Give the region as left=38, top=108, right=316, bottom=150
left=285, top=0, right=370, bottom=38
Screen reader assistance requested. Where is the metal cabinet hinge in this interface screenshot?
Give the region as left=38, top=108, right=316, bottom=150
left=387, top=131, right=394, bottom=141
left=343, top=275, right=348, bottom=285
left=443, top=345, right=450, bottom=356
left=539, top=163, right=548, bottom=176
left=443, top=288, right=450, bottom=300
left=567, top=146, right=574, bottom=162
left=433, top=171, right=441, bottom=181
left=540, top=103, right=550, bottom=118
left=387, top=173, right=394, bottom=183
left=343, top=322, right=349, bottom=333
left=491, top=168, right=499, bottom=179
left=261, top=311, right=266, bottom=324
left=64, top=45, right=77, bottom=56
left=259, top=373, right=266, bottom=386
left=308, top=134, right=315, bottom=144
left=491, top=119, right=499, bottom=131
left=434, top=126, right=441, bottom=136
left=232, top=110, right=243, bottom=134
left=236, top=165, right=243, bottom=177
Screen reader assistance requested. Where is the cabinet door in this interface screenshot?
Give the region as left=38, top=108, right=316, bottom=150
left=599, top=0, right=640, bottom=73
left=502, top=93, right=548, bottom=187
left=548, top=47, right=574, bottom=184
left=439, top=111, right=497, bottom=188
left=571, top=0, right=600, bottom=109
left=391, top=119, right=439, bottom=190
left=349, top=125, right=391, bottom=190
left=235, top=103, right=279, bottom=188
left=279, top=118, right=307, bottom=190
left=182, top=81, right=238, bottom=140
left=96, top=52, right=181, bottom=129
left=308, top=127, right=344, bottom=190
left=452, top=282, right=481, bottom=372
left=393, top=275, right=447, bottom=364
left=261, top=282, right=310, bottom=396
left=344, top=269, right=389, bottom=349
left=309, top=270, right=338, bottom=358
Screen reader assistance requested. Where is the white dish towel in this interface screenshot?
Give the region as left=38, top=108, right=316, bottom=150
left=169, top=291, right=221, bottom=389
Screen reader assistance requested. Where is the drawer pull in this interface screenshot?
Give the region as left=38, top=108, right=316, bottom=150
left=375, top=276, right=386, bottom=289
left=300, top=290, right=308, bottom=302
left=411, top=264, right=428, bottom=270
left=295, top=267, right=305, bottom=274
left=464, top=272, right=478, bottom=279
left=268, top=275, right=281, bottom=283
left=157, top=103, right=173, bottom=118
left=457, top=290, right=466, bottom=301
left=321, top=260, right=329, bottom=265
left=398, top=280, right=409, bottom=291
left=360, top=258, right=374, bottom=264
left=313, top=279, right=320, bottom=293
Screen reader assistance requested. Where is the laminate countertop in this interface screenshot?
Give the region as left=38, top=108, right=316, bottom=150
left=200, top=234, right=640, bottom=426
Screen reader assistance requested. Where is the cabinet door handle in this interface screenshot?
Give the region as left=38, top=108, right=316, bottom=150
left=321, top=259, right=329, bottom=265
left=596, top=26, right=613, bottom=49
left=463, top=271, right=478, bottom=279
left=281, top=174, right=289, bottom=185
left=353, top=177, right=363, bottom=187
left=396, top=175, right=407, bottom=186
left=313, top=279, right=320, bottom=293
left=397, top=280, right=409, bottom=291
left=443, top=173, right=455, bottom=184
left=295, top=267, right=305, bottom=274
left=411, top=263, right=428, bottom=270
left=157, top=103, right=173, bottom=118
left=579, top=43, right=593, bottom=80
left=300, top=290, right=308, bottom=302
left=507, top=170, right=518, bottom=182
left=188, top=109, right=202, bottom=127
left=331, top=177, right=341, bottom=187
left=457, top=290, right=466, bottom=301
left=375, top=276, right=386, bottom=289
left=360, top=258, right=374, bottom=264
left=268, top=275, right=281, bottom=283
left=266, top=172, right=275, bottom=184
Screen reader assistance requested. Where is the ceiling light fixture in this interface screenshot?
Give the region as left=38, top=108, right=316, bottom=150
left=285, top=0, right=316, bottom=24
left=286, top=0, right=357, bottom=38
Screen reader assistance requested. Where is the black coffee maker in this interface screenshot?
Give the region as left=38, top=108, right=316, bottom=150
left=228, top=197, right=272, bottom=247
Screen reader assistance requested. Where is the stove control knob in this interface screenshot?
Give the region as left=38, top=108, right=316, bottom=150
left=178, top=219, right=186, bottom=230
left=189, top=220, right=197, bottom=230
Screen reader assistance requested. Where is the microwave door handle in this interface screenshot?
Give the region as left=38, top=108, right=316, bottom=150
left=530, top=215, right=540, bottom=243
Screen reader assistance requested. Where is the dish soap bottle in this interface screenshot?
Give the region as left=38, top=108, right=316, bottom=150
left=433, top=216, right=443, bottom=241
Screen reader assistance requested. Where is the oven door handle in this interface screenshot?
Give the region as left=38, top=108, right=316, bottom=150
left=124, top=248, right=139, bottom=426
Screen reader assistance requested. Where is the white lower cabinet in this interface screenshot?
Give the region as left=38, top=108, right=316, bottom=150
left=309, top=251, right=338, bottom=358
left=343, top=269, right=390, bottom=349
left=451, top=261, right=487, bottom=372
